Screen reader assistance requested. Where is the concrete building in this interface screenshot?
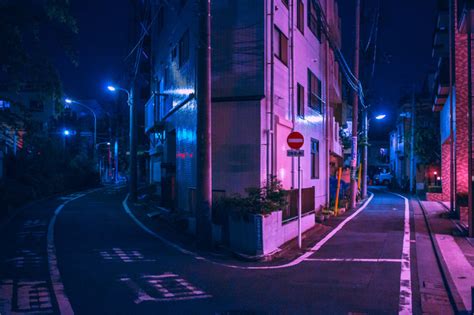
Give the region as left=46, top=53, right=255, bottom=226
left=145, top=0, right=343, bottom=221
left=389, top=89, right=439, bottom=191
left=431, top=0, right=473, bottom=232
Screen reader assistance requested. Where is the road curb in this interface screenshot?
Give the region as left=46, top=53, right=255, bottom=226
left=417, top=198, right=466, bottom=314
left=122, top=192, right=375, bottom=270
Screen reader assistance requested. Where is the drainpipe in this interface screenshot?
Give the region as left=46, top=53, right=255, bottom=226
left=290, top=0, right=296, bottom=188
left=325, top=0, right=331, bottom=207
left=267, top=0, right=275, bottom=183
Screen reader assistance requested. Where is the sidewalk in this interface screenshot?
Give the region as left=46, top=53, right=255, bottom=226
left=419, top=200, right=474, bottom=314
left=128, top=192, right=371, bottom=266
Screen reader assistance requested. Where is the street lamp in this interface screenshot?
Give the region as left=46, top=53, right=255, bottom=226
left=96, top=142, right=111, bottom=183
left=361, top=111, right=387, bottom=199
left=63, top=129, right=71, bottom=136
left=63, top=98, right=97, bottom=149
left=107, top=84, right=136, bottom=200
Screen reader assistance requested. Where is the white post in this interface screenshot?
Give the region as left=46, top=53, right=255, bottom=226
left=298, top=155, right=302, bottom=249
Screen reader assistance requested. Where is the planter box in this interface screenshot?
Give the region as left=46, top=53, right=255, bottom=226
left=228, top=210, right=315, bottom=257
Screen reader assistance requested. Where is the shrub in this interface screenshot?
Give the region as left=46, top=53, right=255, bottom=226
left=216, top=176, right=288, bottom=217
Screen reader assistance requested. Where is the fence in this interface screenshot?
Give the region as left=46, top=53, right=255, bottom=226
left=283, top=186, right=316, bottom=221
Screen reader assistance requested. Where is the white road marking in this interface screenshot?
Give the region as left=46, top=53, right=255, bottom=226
left=120, top=273, right=211, bottom=303
left=17, top=281, right=52, bottom=312
left=47, top=190, right=98, bottom=315
left=98, top=248, right=154, bottom=263
left=304, top=258, right=403, bottom=263
left=122, top=193, right=375, bottom=270
left=389, top=192, right=413, bottom=315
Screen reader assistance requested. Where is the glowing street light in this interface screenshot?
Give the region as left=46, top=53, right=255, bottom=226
left=106, top=83, right=137, bottom=200
left=63, top=129, right=71, bottom=136
left=375, top=114, right=387, bottom=120
left=65, top=98, right=73, bottom=104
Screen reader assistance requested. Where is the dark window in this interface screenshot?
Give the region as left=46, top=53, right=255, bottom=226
left=311, top=139, right=320, bottom=179
left=171, top=46, right=177, bottom=62
left=282, top=0, right=289, bottom=8
left=308, top=69, right=323, bottom=112
left=297, top=0, right=304, bottom=34
left=179, top=0, right=187, bottom=9
left=274, top=27, right=288, bottom=66
left=297, top=83, right=305, bottom=117
left=29, top=100, right=44, bottom=112
left=307, top=0, right=321, bottom=41
left=157, top=7, right=164, bottom=33
left=179, top=30, right=189, bottom=67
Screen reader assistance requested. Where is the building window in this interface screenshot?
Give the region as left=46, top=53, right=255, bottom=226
left=29, top=100, right=44, bottom=112
left=0, top=100, right=11, bottom=110
left=274, top=27, right=288, bottom=66
left=171, top=46, right=177, bottom=62
left=297, top=0, right=304, bottom=34
left=157, top=7, right=164, bottom=33
left=307, top=0, right=321, bottom=41
left=297, top=83, right=305, bottom=117
left=311, top=139, right=320, bottom=179
left=179, top=30, right=189, bottom=67
left=308, top=69, right=323, bottom=112
left=282, top=0, right=289, bottom=8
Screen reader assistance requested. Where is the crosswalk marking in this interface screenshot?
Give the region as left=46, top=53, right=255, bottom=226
left=120, top=273, right=211, bottom=303
left=98, top=248, right=155, bottom=263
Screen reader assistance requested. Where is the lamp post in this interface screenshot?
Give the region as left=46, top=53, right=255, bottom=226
left=96, top=142, right=111, bottom=182
left=107, top=85, right=137, bottom=201
left=64, top=98, right=97, bottom=149
left=361, top=111, right=386, bottom=199
left=400, top=108, right=415, bottom=194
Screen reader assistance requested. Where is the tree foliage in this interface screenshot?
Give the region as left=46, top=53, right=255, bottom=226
left=0, top=0, right=78, bottom=96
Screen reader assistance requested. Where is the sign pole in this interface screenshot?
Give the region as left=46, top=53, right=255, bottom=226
left=298, top=155, right=302, bottom=249
left=287, top=131, right=304, bottom=249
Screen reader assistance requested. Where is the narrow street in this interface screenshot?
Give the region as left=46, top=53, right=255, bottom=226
left=0, top=186, right=434, bottom=314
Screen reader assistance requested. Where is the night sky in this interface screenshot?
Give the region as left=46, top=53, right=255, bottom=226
left=56, top=0, right=133, bottom=101
left=340, top=0, right=438, bottom=140
left=58, top=0, right=438, bottom=140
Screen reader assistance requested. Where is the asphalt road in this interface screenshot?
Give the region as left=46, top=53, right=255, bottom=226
left=0, top=186, right=423, bottom=314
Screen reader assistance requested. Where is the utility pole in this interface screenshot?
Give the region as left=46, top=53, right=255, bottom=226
left=196, top=0, right=213, bottom=247
left=129, top=88, right=138, bottom=201
left=361, top=109, right=368, bottom=199
left=467, top=9, right=473, bottom=237
left=449, top=0, right=456, bottom=215
left=350, top=0, right=361, bottom=209
left=409, top=87, right=416, bottom=194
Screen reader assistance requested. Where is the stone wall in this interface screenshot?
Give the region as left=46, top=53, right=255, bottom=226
left=455, top=2, right=469, bottom=195
left=441, top=140, right=451, bottom=201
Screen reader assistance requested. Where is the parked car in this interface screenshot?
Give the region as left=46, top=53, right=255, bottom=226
left=373, top=171, right=393, bottom=185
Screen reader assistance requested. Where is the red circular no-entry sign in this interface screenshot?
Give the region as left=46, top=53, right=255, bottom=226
left=287, top=131, right=304, bottom=150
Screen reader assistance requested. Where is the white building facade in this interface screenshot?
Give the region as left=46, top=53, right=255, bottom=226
left=146, top=0, right=343, bottom=217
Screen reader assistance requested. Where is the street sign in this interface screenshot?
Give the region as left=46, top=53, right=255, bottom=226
left=287, top=150, right=304, bottom=157
left=286, top=131, right=305, bottom=250
left=287, top=132, right=304, bottom=149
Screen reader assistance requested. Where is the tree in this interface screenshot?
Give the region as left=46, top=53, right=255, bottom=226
left=0, top=0, right=78, bottom=98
